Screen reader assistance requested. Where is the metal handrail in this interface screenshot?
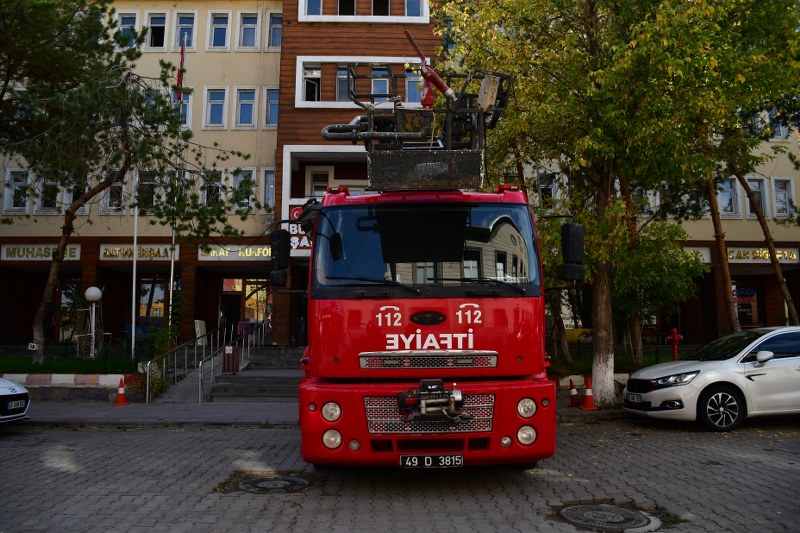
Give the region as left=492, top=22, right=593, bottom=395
left=144, top=321, right=268, bottom=403
left=196, top=321, right=267, bottom=403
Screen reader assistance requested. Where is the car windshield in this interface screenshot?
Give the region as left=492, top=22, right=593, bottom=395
left=312, top=202, right=540, bottom=297
left=682, top=330, right=766, bottom=361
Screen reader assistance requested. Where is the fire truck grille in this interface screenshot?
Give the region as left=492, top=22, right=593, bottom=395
left=364, top=394, right=495, bottom=434
left=359, top=351, right=498, bottom=369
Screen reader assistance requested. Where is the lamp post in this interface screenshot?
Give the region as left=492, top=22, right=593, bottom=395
left=85, top=286, right=102, bottom=359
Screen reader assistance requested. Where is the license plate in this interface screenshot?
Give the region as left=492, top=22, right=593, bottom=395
left=8, top=400, right=25, bottom=409
left=625, top=392, right=642, bottom=403
left=400, top=454, right=463, bottom=468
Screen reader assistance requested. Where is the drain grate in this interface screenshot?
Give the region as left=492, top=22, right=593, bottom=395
left=215, top=471, right=312, bottom=494
left=559, top=504, right=651, bottom=531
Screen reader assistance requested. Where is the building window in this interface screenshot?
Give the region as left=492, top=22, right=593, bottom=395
left=146, top=13, right=167, bottom=48
left=306, top=0, right=322, bottom=16
left=768, top=108, right=789, bottom=140
left=304, top=66, right=321, bottom=102
left=718, top=179, right=739, bottom=217
left=175, top=13, right=195, bottom=48
left=405, top=70, right=422, bottom=103
left=203, top=170, right=224, bottom=206
left=137, top=171, right=159, bottom=213
left=312, top=171, right=329, bottom=197
left=746, top=177, right=767, bottom=217
left=414, top=262, right=436, bottom=285
left=235, top=88, right=256, bottom=127
left=171, top=90, right=191, bottom=127
left=337, top=67, right=352, bottom=102
left=495, top=252, right=507, bottom=279
left=205, top=88, right=227, bottom=128
left=238, top=13, right=259, bottom=49
left=103, top=177, right=126, bottom=214
left=340, top=0, right=356, bottom=16
left=265, top=88, right=279, bottom=127
left=65, top=179, right=89, bottom=215
left=231, top=169, right=255, bottom=209
left=371, top=67, right=389, bottom=103
left=118, top=13, right=137, bottom=48
left=35, top=178, right=60, bottom=213
left=773, top=179, right=793, bottom=218
left=406, top=0, right=422, bottom=17
left=264, top=169, right=276, bottom=210
left=373, top=0, right=390, bottom=16
left=4, top=169, right=30, bottom=213
left=209, top=13, right=229, bottom=49
left=268, top=13, right=282, bottom=48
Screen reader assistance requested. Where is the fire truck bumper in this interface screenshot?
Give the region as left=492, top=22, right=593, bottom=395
left=298, top=378, right=556, bottom=468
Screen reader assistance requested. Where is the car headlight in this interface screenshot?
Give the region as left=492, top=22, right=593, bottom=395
left=653, top=371, right=699, bottom=388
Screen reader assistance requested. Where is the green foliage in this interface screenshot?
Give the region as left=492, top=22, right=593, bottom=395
left=0, top=356, right=137, bottom=374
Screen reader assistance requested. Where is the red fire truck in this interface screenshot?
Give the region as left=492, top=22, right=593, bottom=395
left=271, top=48, right=583, bottom=468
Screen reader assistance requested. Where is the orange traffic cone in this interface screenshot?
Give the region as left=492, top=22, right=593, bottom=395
left=569, top=378, right=580, bottom=407
left=115, top=377, right=129, bottom=406
left=580, top=376, right=597, bottom=411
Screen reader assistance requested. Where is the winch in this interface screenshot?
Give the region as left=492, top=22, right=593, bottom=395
left=396, top=379, right=472, bottom=423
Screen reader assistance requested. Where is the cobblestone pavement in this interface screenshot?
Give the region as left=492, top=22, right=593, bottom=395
left=0, top=415, right=797, bottom=533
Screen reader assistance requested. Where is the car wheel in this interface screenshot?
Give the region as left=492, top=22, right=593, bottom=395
left=698, top=385, right=745, bottom=432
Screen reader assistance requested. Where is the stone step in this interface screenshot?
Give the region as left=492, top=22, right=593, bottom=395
left=209, top=369, right=302, bottom=403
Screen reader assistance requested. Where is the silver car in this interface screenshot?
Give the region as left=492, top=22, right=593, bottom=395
left=624, top=326, right=800, bottom=431
left=0, top=377, right=30, bottom=423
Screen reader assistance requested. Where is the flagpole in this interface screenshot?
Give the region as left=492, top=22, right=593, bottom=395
left=131, top=183, right=139, bottom=359
left=168, top=34, right=186, bottom=332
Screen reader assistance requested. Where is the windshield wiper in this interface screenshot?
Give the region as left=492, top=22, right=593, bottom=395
left=428, top=277, right=527, bottom=295
left=326, top=276, right=421, bottom=295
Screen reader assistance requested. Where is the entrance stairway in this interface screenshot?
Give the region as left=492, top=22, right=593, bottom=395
left=209, top=346, right=304, bottom=403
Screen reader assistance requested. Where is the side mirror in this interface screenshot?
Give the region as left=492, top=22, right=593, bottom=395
left=561, top=222, right=584, bottom=281
left=755, top=350, right=774, bottom=366
left=270, top=229, right=290, bottom=270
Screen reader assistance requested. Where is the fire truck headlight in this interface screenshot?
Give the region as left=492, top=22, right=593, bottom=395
left=322, top=430, right=343, bottom=449
left=321, top=402, right=342, bottom=422
left=517, top=398, right=537, bottom=418
left=500, top=436, right=512, bottom=448
left=517, top=425, right=536, bottom=445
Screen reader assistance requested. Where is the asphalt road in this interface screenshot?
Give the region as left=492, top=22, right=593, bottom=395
left=0, top=415, right=797, bottom=532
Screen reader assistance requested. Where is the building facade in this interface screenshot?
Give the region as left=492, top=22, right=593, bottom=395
left=1, top=1, right=797, bottom=354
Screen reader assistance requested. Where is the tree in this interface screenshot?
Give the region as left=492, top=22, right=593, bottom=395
left=438, top=0, right=800, bottom=405
left=1, top=1, right=258, bottom=363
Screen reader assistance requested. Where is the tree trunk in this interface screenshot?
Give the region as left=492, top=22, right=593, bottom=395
left=627, top=312, right=643, bottom=367
left=591, top=172, right=616, bottom=407
left=707, top=177, right=741, bottom=333
left=734, top=172, right=799, bottom=325
left=619, top=176, right=643, bottom=364
left=549, top=291, right=573, bottom=364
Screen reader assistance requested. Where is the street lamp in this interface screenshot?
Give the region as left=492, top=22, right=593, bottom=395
left=85, top=286, right=102, bottom=359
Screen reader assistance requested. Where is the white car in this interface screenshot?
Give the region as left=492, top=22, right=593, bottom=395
left=0, top=377, right=30, bottom=423
left=624, top=326, right=800, bottom=431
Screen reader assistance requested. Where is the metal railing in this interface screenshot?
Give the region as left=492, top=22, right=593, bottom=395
left=144, top=321, right=269, bottom=403
left=196, top=321, right=268, bottom=403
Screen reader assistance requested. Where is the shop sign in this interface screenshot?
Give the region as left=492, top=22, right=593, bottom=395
left=289, top=202, right=313, bottom=256
left=1, top=244, right=81, bottom=261
left=684, top=247, right=711, bottom=264
left=727, top=247, right=799, bottom=264
left=100, top=244, right=178, bottom=261
left=198, top=244, right=272, bottom=261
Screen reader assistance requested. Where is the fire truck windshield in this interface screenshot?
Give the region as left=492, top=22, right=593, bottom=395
left=312, top=203, right=541, bottom=298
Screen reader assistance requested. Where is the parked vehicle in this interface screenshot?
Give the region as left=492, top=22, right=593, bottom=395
left=0, top=377, right=30, bottom=423
left=624, top=326, right=800, bottom=431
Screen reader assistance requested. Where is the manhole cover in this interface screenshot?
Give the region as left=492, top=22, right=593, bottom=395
left=559, top=504, right=651, bottom=531
left=238, top=475, right=309, bottom=494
